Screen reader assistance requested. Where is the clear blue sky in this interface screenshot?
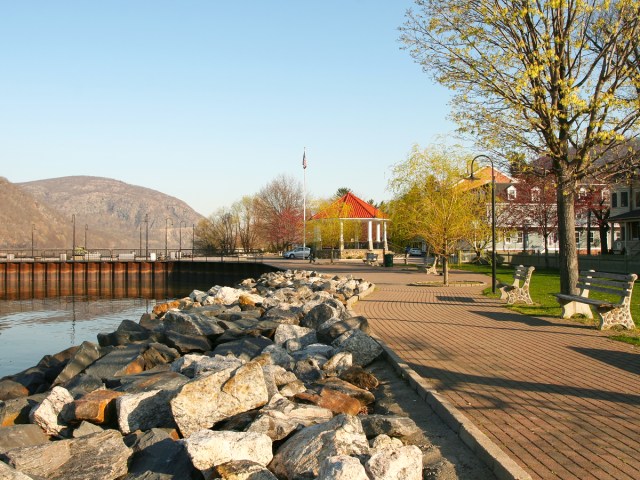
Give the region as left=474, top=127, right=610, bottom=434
left=0, top=1, right=457, bottom=216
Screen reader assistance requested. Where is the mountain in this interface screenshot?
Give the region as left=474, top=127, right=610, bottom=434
left=1, top=176, right=204, bottom=251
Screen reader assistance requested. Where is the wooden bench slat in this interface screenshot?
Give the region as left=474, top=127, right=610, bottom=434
left=577, top=277, right=634, bottom=289
left=576, top=283, right=633, bottom=297
left=555, top=294, right=614, bottom=308
left=578, top=271, right=637, bottom=282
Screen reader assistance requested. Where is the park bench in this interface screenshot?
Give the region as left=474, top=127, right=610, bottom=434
left=498, top=265, right=535, bottom=305
left=417, top=256, right=439, bottom=275
left=554, top=270, right=638, bottom=330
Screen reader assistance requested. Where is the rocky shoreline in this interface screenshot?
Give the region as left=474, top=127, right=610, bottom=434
left=0, top=269, right=488, bottom=479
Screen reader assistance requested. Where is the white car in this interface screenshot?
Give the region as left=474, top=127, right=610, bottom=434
left=282, top=247, right=310, bottom=259
left=408, top=248, right=424, bottom=256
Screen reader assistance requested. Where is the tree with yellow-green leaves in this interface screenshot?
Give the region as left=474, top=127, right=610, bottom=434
left=388, top=144, right=485, bottom=285
left=401, top=0, right=640, bottom=294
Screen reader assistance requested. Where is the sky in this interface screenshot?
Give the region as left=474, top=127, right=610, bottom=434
left=0, top=1, right=458, bottom=217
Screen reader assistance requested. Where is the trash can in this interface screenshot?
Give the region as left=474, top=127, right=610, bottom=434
left=59, top=253, right=67, bottom=261
left=383, top=253, right=394, bottom=267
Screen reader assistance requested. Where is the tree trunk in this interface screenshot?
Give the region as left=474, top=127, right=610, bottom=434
left=599, top=225, right=609, bottom=254
left=442, top=255, right=449, bottom=286
left=556, top=177, right=579, bottom=294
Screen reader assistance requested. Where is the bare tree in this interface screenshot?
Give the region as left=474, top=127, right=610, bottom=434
left=233, top=196, right=260, bottom=253
left=255, top=174, right=304, bottom=252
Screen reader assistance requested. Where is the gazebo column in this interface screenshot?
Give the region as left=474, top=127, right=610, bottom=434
left=376, top=223, right=381, bottom=243
left=383, top=222, right=388, bottom=251
left=368, top=220, right=373, bottom=251
left=339, top=221, right=344, bottom=251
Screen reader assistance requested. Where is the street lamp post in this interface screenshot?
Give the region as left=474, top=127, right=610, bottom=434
left=31, top=224, right=35, bottom=258
left=145, top=214, right=149, bottom=259
left=469, top=155, right=497, bottom=293
left=84, top=225, right=88, bottom=250
left=72, top=214, right=76, bottom=262
left=165, top=218, right=173, bottom=259
left=179, top=220, right=186, bottom=255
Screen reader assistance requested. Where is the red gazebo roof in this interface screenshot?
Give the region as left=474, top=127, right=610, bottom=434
left=310, top=192, right=388, bottom=221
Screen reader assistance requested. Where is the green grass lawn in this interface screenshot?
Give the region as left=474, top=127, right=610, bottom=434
left=454, top=263, right=640, bottom=346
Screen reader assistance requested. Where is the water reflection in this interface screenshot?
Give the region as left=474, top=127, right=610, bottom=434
left=0, top=284, right=196, bottom=378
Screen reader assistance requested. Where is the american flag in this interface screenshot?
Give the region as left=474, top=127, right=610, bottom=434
left=302, top=149, right=307, bottom=169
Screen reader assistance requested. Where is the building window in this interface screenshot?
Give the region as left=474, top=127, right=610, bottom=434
left=575, top=231, right=581, bottom=245
left=621, top=191, right=629, bottom=207
left=612, top=192, right=618, bottom=208
left=507, top=186, right=517, bottom=200
left=578, top=187, right=587, bottom=199
left=531, top=187, right=541, bottom=202
left=635, top=191, right=640, bottom=209
left=602, top=189, right=610, bottom=203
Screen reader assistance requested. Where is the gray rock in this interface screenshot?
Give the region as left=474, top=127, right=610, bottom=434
left=212, top=460, right=278, bottom=480
left=170, top=353, right=244, bottom=378
left=0, top=424, right=49, bottom=454
left=114, top=370, right=188, bottom=394
left=211, top=336, right=273, bottom=361
left=278, top=379, right=306, bottom=397
left=116, top=388, right=178, bottom=434
left=332, top=329, right=383, bottom=367
left=318, top=315, right=370, bottom=344
left=170, top=361, right=269, bottom=438
left=261, top=344, right=294, bottom=369
left=365, top=444, right=423, bottom=480
left=62, top=373, right=105, bottom=398
left=161, top=310, right=224, bottom=339
left=270, top=414, right=370, bottom=479
left=0, top=394, right=46, bottom=426
left=163, top=330, right=212, bottom=354
left=274, top=324, right=317, bottom=352
left=247, top=394, right=333, bottom=441
left=52, top=341, right=104, bottom=387
left=0, top=461, right=35, bottom=480
left=293, top=358, right=325, bottom=383
left=181, top=429, right=273, bottom=471
left=300, top=303, right=338, bottom=330
left=360, top=414, right=421, bottom=438
left=2, top=429, right=131, bottom=480
left=72, top=420, right=104, bottom=437
left=83, top=344, right=147, bottom=380
left=126, top=431, right=197, bottom=479
left=317, top=455, right=369, bottom=480
left=322, top=351, right=353, bottom=377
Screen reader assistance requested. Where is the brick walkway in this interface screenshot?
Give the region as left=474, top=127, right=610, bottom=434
left=269, top=260, right=640, bottom=480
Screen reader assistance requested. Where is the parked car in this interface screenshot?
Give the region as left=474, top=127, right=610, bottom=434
left=282, top=247, right=310, bottom=259
left=409, top=248, right=424, bottom=256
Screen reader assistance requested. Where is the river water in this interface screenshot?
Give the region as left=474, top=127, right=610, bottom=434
left=0, top=285, right=200, bottom=378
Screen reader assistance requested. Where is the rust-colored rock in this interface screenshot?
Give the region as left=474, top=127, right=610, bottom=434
left=152, top=300, right=181, bottom=317
left=71, top=390, right=124, bottom=424
left=295, top=388, right=361, bottom=415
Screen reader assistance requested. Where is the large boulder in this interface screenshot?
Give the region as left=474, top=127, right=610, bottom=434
left=270, top=414, right=370, bottom=479
left=2, top=429, right=131, bottom=480
left=181, top=429, right=273, bottom=471
left=28, top=386, right=74, bottom=437
left=332, top=329, right=383, bottom=367
left=317, top=455, right=369, bottom=480
left=365, top=444, right=423, bottom=480
left=170, top=361, right=269, bottom=438
left=116, top=388, right=178, bottom=434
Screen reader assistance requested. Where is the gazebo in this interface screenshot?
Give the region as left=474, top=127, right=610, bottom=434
left=309, top=192, right=389, bottom=257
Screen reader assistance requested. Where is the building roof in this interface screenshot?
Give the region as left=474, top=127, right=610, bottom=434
left=456, top=165, right=516, bottom=191
left=608, top=209, right=640, bottom=222
left=310, top=192, right=388, bottom=221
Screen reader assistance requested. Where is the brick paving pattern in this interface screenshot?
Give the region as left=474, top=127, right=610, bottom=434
left=269, top=260, right=640, bottom=479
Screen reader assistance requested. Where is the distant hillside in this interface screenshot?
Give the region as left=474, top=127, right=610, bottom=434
left=0, top=176, right=204, bottom=250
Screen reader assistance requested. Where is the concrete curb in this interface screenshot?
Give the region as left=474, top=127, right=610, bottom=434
left=374, top=337, right=532, bottom=480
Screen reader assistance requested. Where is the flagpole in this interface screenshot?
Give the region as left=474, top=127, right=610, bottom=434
left=302, top=147, right=307, bottom=254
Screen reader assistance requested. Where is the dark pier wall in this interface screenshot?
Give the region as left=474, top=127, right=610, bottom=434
left=0, top=261, right=280, bottom=300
